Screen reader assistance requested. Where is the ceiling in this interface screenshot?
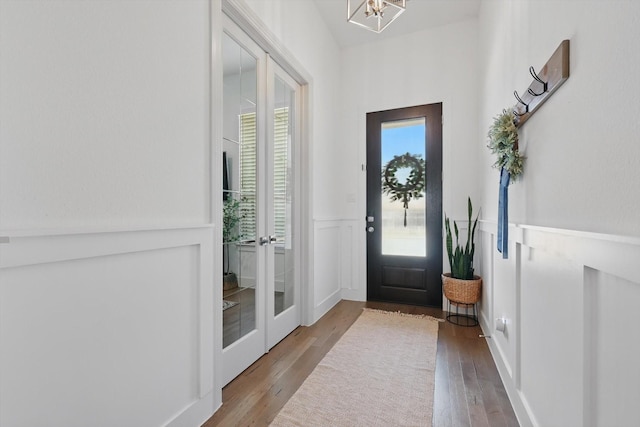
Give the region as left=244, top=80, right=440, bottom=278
left=312, top=0, right=481, bottom=48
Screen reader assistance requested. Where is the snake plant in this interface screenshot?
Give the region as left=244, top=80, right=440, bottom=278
left=445, top=197, right=479, bottom=280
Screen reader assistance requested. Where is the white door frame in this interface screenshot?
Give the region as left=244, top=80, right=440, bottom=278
left=214, top=1, right=313, bottom=387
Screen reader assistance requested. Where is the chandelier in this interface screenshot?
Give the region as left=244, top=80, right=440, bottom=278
left=347, top=0, right=406, bottom=33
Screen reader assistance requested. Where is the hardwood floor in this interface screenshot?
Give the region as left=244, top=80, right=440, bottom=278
left=203, top=300, right=519, bottom=427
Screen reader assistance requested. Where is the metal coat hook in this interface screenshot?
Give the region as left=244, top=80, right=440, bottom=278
left=513, top=90, right=529, bottom=116
left=527, top=66, right=548, bottom=96
left=510, top=40, right=570, bottom=128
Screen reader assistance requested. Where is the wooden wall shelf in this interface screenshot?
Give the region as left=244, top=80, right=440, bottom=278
left=513, top=40, right=570, bottom=127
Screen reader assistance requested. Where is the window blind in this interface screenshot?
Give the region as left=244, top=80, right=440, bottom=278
left=239, top=107, right=290, bottom=241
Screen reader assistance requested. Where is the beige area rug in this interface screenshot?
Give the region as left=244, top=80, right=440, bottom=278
left=270, top=308, right=442, bottom=427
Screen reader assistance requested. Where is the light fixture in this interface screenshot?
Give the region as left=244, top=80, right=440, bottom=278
left=347, top=0, right=406, bottom=33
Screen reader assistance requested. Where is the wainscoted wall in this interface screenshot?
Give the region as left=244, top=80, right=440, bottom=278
left=477, top=221, right=640, bottom=427
left=0, top=226, right=218, bottom=427
left=313, top=218, right=359, bottom=322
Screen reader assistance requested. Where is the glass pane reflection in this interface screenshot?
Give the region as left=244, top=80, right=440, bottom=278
left=381, top=118, right=427, bottom=257
left=222, top=33, right=258, bottom=348
left=273, top=75, right=295, bottom=316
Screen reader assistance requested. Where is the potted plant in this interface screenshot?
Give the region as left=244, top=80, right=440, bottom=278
left=442, top=197, right=482, bottom=326
left=223, top=197, right=242, bottom=291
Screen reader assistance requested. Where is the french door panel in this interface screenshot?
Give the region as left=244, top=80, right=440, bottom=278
left=266, top=57, right=301, bottom=350
left=221, top=17, right=267, bottom=386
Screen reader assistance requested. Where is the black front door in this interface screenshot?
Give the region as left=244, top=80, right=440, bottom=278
left=366, top=103, right=443, bottom=306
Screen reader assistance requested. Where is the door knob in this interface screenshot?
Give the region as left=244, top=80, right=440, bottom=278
left=367, top=226, right=374, bottom=233
left=259, top=235, right=278, bottom=245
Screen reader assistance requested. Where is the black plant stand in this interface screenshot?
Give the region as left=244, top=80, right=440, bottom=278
left=446, top=300, right=479, bottom=327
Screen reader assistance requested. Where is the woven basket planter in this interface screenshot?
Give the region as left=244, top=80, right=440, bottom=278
left=442, top=273, right=482, bottom=305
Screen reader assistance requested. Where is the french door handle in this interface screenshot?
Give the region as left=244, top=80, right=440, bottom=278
left=259, top=235, right=278, bottom=246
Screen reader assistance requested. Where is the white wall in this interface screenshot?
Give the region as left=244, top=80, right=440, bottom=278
left=340, top=19, right=481, bottom=301
left=0, top=1, right=218, bottom=425
left=477, top=1, right=640, bottom=426
left=0, top=0, right=211, bottom=230
left=478, top=0, right=640, bottom=236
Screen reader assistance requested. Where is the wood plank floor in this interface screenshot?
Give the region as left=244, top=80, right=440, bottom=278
left=202, top=300, right=519, bottom=427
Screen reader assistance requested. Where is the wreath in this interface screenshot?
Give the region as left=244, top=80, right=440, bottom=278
left=487, top=109, right=524, bottom=182
left=382, top=152, right=426, bottom=227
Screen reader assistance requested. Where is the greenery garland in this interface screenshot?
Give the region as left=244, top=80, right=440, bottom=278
left=487, top=109, right=524, bottom=182
left=382, top=152, right=426, bottom=227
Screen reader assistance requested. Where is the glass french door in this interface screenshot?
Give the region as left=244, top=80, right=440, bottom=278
left=221, top=17, right=301, bottom=385
left=266, top=59, right=301, bottom=349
